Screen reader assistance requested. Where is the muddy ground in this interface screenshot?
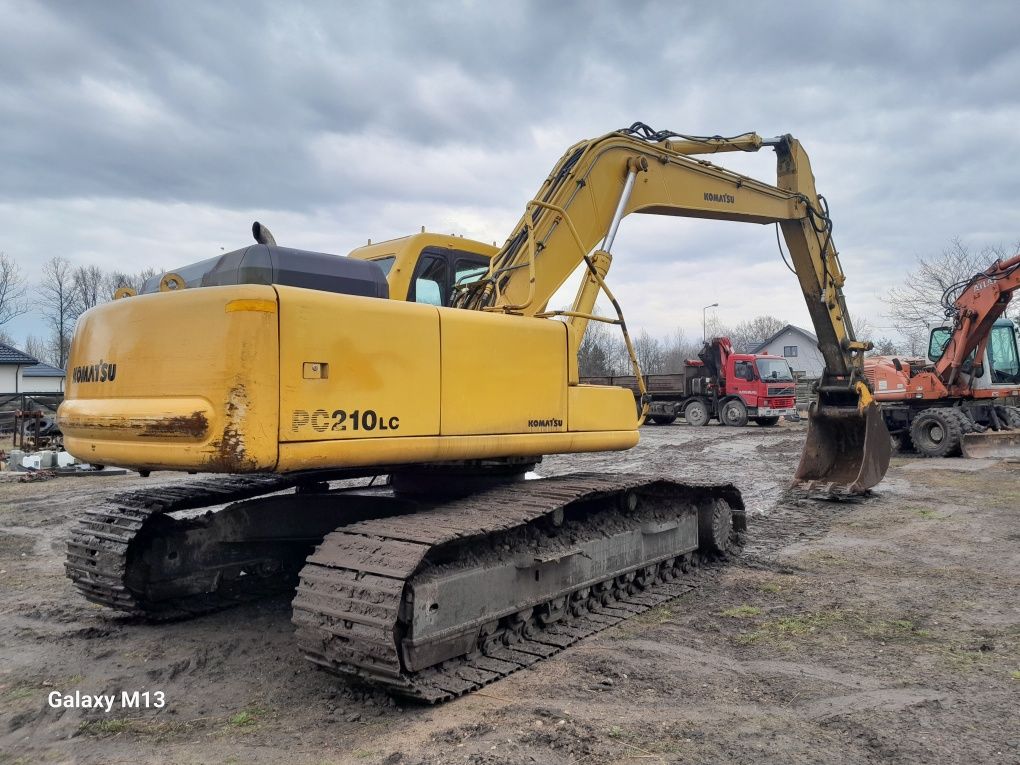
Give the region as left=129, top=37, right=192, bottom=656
left=1, top=422, right=1018, bottom=764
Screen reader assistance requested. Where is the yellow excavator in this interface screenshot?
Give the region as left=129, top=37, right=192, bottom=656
left=58, top=123, right=889, bottom=702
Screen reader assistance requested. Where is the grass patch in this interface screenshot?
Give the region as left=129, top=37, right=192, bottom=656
left=228, top=711, right=257, bottom=727
left=351, top=750, right=374, bottom=759
left=79, top=719, right=129, bottom=736
left=225, top=704, right=268, bottom=730
left=635, top=606, right=674, bottom=624
left=1011, top=670, right=1020, bottom=680
left=5, top=686, right=35, bottom=701
left=4, top=674, right=85, bottom=704
left=736, top=609, right=846, bottom=645
left=862, top=618, right=934, bottom=642
left=78, top=717, right=198, bottom=741
left=758, top=582, right=783, bottom=594
left=720, top=605, right=762, bottom=618
left=912, top=508, right=946, bottom=520
left=607, top=725, right=623, bottom=739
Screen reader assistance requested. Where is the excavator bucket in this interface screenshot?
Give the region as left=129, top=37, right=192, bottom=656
left=961, top=430, right=1020, bottom=459
left=792, top=398, right=891, bottom=495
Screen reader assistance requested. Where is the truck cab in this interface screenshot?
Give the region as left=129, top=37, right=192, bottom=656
left=720, top=353, right=798, bottom=423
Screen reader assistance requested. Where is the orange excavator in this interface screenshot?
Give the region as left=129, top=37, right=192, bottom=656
left=865, top=253, right=1020, bottom=457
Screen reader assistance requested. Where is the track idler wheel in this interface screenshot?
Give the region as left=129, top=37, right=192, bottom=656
left=698, top=498, right=733, bottom=554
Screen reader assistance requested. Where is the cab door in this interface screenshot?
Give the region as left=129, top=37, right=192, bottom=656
left=407, top=247, right=489, bottom=306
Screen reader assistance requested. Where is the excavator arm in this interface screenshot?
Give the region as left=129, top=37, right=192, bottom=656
left=935, top=253, right=1020, bottom=389
left=457, top=123, right=889, bottom=492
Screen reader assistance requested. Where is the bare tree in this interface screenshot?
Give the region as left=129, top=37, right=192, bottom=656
left=23, top=334, right=51, bottom=365
left=72, top=264, right=106, bottom=319
left=0, top=328, right=15, bottom=347
left=0, top=252, right=27, bottom=331
left=704, top=313, right=730, bottom=342
left=605, top=335, right=632, bottom=376
left=577, top=318, right=615, bottom=377
left=729, top=315, right=787, bottom=353
left=867, top=337, right=899, bottom=356
left=662, top=328, right=700, bottom=373
left=633, top=329, right=668, bottom=374
left=105, top=266, right=160, bottom=296
left=39, top=257, right=76, bottom=368
left=885, top=238, right=1019, bottom=331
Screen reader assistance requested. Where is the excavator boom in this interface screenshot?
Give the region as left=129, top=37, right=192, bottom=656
left=457, top=123, right=889, bottom=492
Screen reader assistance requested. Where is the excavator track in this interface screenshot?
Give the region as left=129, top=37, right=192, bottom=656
left=293, top=473, right=744, bottom=703
left=65, top=475, right=302, bottom=619
left=65, top=473, right=421, bottom=621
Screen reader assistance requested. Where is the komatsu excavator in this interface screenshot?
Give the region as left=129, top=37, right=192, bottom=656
left=58, top=123, right=889, bottom=702
left=865, top=252, right=1020, bottom=458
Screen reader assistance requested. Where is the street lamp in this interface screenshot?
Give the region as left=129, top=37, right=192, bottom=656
left=703, top=303, right=719, bottom=342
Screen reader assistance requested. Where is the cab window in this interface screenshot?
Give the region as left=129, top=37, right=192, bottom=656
left=370, top=255, right=396, bottom=276
left=988, top=324, right=1020, bottom=383
left=733, top=361, right=755, bottom=381
left=410, top=256, right=447, bottom=306
left=455, top=260, right=488, bottom=287
left=928, top=327, right=951, bottom=361
left=929, top=326, right=977, bottom=373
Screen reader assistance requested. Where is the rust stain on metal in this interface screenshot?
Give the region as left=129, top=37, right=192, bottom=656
left=206, top=384, right=258, bottom=472
left=138, top=411, right=209, bottom=439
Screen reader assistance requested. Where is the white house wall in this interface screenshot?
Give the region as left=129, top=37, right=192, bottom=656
left=20, top=377, right=65, bottom=393
left=759, top=329, right=825, bottom=378
left=0, top=367, right=19, bottom=392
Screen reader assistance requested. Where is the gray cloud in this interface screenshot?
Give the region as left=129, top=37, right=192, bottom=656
left=1, top=0, right=1018, bottom=343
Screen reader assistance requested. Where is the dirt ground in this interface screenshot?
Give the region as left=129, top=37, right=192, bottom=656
left=1, top=421, right=1018, bottom=765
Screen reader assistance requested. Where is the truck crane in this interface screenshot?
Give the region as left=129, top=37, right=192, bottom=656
left=58, top=123, right=889, bottom=703
left=865, top=252, right=1020, bottom=457
left=581, top=337, right=798, bottom=426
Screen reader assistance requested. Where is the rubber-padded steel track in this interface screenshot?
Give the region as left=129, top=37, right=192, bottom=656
left=292, top=473, right=743, bottom=703
left=65, top=475, right=298, bottom=618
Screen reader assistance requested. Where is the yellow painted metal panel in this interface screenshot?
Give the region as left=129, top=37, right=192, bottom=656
left=439, top=311, right=568, bottom=436
left=277, top=286, right=441, bottom=442
left=58, top=284, right=280, bottom=472
left=568, top=385, right=638, bottom=432
left=278, top=430, right=638, bottom=472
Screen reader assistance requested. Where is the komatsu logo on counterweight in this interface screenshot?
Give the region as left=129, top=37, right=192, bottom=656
left=73, top=360, right=117, bottom=383
left=528, top=418, right=563, bottom=428
left=704, top=192, right=735, bottom=203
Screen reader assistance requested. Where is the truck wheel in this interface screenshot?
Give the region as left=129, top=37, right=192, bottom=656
left=719, top=399, right=748, bottom=427
left=753, top=416, right=780, bottom=427
left=650, top=415, right=677, bottom=425
left=909, top=408, right=962, bottom=458
left=684, top=400, right=710, bottom=427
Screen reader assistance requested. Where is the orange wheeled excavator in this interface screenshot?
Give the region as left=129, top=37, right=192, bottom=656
left=866, top=253, right=1020, bottom=458
left=58, top=123, right=889, bottom=702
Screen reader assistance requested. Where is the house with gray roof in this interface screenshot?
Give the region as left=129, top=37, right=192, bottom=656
left=22, top=361, right=66, bottom=393
left=0, top=343, right=40, bottom=393
left=752, top=324, right=824, bottom=378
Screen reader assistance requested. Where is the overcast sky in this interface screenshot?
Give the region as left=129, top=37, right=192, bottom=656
left=2, top=0, right=1019, bottom=349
